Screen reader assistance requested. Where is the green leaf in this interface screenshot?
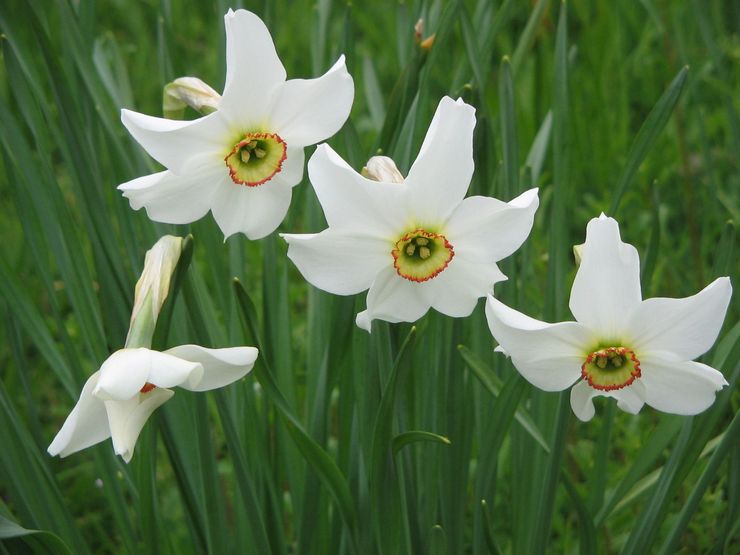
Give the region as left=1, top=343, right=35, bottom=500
left=561, top=472, right=597, bottom=555
left=458, top=346, right=549, bottom=453
left=392, top=431, right=450, bottom=456
left=0, top=514, right=75, bottom=555
left=499, top=56, right=519, bottom=199
left=608, top=67, right=689, bottom=215
left=370, top=326, right=417, bottom=553
left=594, top=415, right=683, bottom=526
left=663, top=412, right=737, bottom=555
left=511, top=0, right=548, bottom=74
left=233, top=279, right=358, bottom=549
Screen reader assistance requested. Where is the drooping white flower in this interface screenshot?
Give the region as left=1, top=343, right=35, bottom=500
left=485, top=214, right=732, bottom=421
left=118, top=8, right=354, bottom=240
left=47, top=346, right=258, bottom=462
left=282, top=96, right=539, bottom=332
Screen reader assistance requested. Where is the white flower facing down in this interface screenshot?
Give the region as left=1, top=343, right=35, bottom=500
left=118, top=8, right=354, bottom=240
left=283, top=96, right=539, bottom=332
left=486, top=214, right=732, bottom=421
left=48, top=346, right=258, bottom=462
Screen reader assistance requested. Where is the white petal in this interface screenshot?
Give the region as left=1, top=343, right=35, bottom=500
left=569, top=215, right=642, bottom=339
left=570, top=380, right=598, bottom=422
left=120, top=109, right=228, bottom=173
left=570, top=378, right=646, bottom=421
left=405, top=97, right=476, bottom=223
left=270, top=56, right=354, bottom=147
left=210, top=176, right=293, bottom=240
left=307, top=144, right=408, bottom=236
left=219, top=9, right=286, bottom=124
left=485, top=295, right=592, bottom=391
left=145, top=351, right=203, bottom=390
left=47, top=372, right=110, bottom=458
left=282, top=229, right=390, bottom=295
left=94, top=349, right=151, bottom=401
left=639, top=355, right=728, bottom=415
left=627, top=277, right=732, bottom=361
left=279, top=145, right=306, bottom=187
left=163, top=345, right=259, bottom=392
left=118, top=165, right=222, bottom=224
left=105, top=389, right=174, bottom=463
left=613, top=380, right=646, bottom=414
left=425, top=257, right=507, bottom=317
left=355, top=266, right=431, bottom=332
left=445, top=189, right=539, bottom=261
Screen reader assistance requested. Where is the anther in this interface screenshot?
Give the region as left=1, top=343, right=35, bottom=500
left=240, top=150, right=251, bottom=163
left=254, top=148, right=266, bottom=159
left=406, top=244, right=416, bottom=256
left=419, top=246, right=431, bottom=259
left=416, top=237, right=429, bottom=246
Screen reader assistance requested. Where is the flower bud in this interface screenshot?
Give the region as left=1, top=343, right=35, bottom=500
left=163, top=77, right=221, bottom=119
left=126, top=235, right=183, bottom=347
left=573, top=243, right=584, bottom=267
left=361, top=156, right=405, bottom=183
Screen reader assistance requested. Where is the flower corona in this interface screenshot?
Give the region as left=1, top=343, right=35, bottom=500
left=392, top=229, right=454, bottom=282
left=225, top=132, right=288, bottom=186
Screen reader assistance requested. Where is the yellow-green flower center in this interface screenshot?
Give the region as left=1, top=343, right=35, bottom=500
left=581, top=346, right=641, bottom=391
left=225, top=132, right=287, bottom=186
left=392, top=229, right=454, bottom=282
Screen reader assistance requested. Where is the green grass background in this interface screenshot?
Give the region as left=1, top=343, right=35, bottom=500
left=0, top=0, right=737, bottom=553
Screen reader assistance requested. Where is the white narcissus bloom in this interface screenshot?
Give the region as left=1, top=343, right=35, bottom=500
left=118, top=8, right=354, bottom=240
left=47, top=346, right=258, bottom=462
left=282, top=96, right=539, bottom=332
left=486, top=214, right=732, bottom=421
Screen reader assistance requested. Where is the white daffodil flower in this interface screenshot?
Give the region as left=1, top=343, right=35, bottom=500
left=118, top=8, right=354, bottom=240
left=47, top=346, right=258, bottom=462
left=486, top=214, right=732, bottom=421
left=282, top=96, right=539, bottom=332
